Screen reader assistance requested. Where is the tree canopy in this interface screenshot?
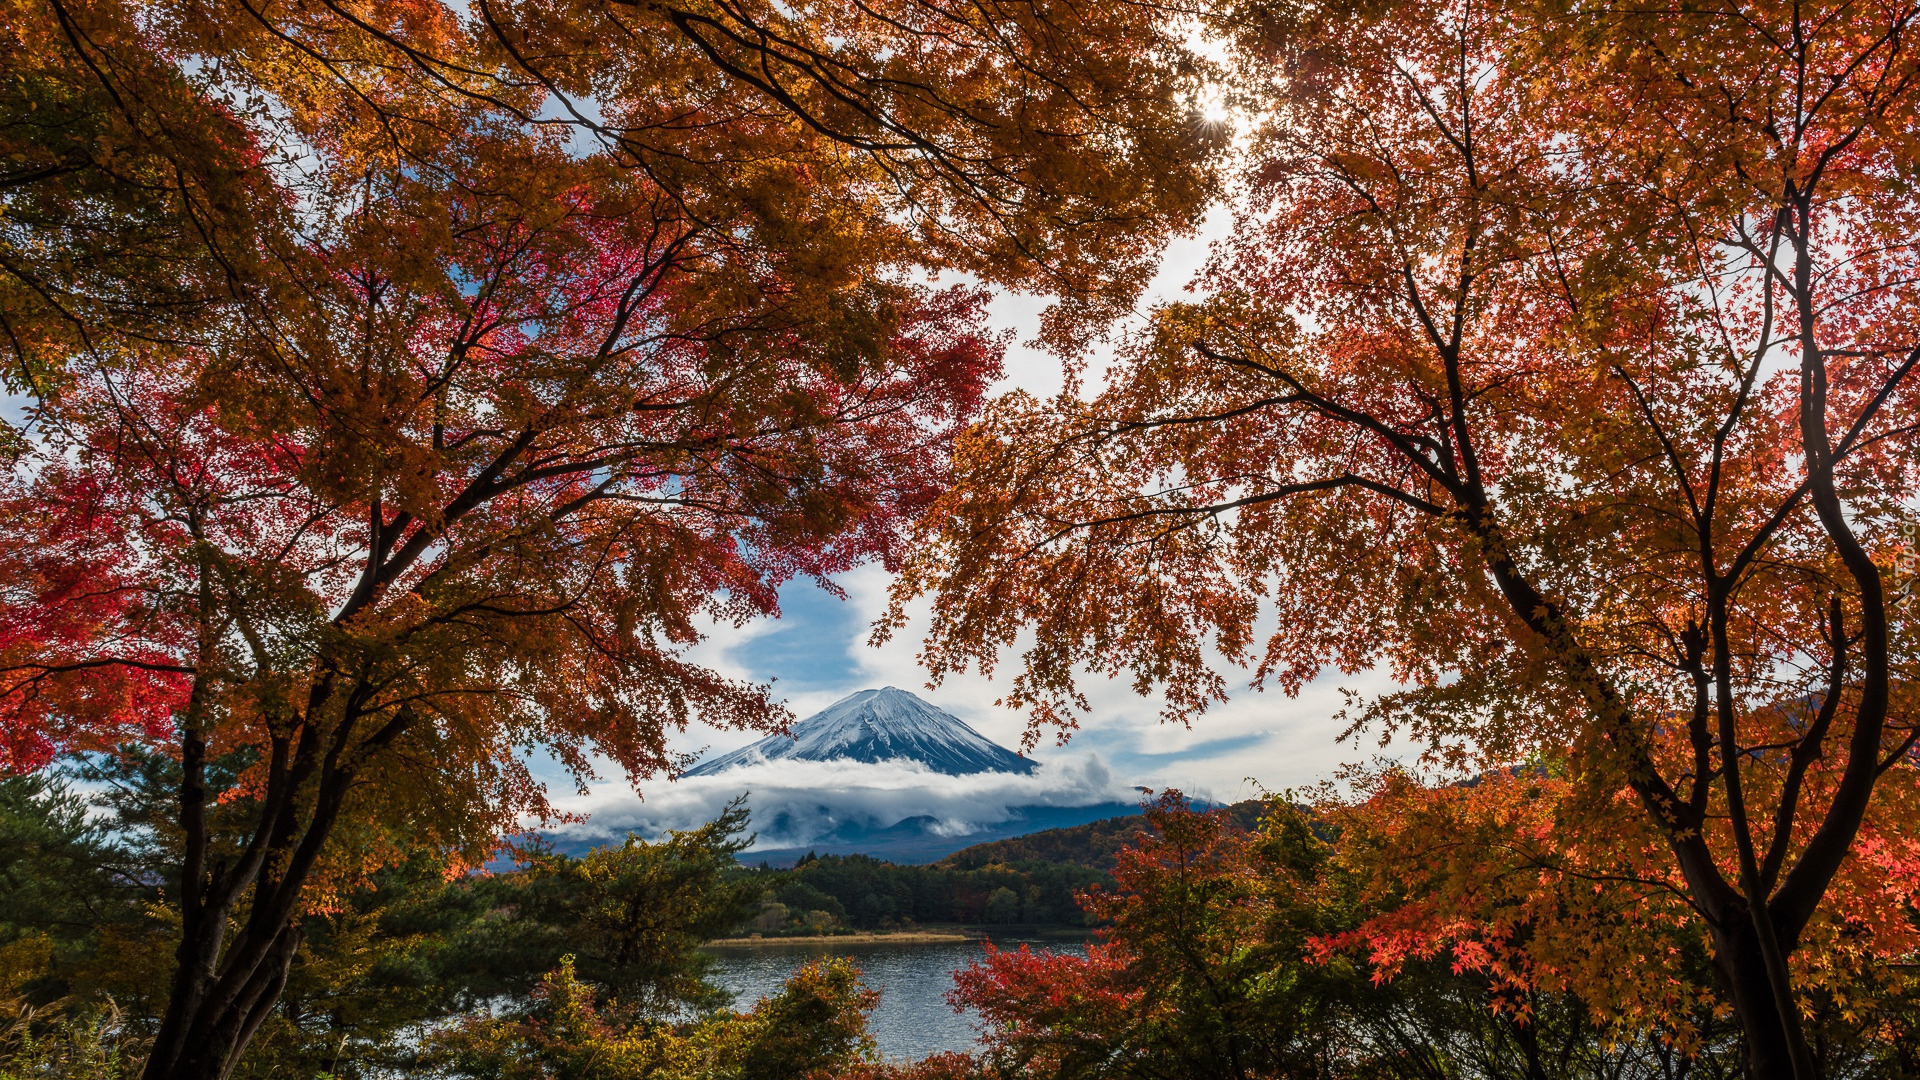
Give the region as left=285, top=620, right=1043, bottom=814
left=0, top=0, right=1220, bottom=1075
left=891, top=0, right=1920, bottom=1072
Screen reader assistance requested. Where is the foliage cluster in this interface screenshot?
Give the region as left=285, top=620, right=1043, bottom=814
left=934, top=794, right=1919, bottom=1080
left=432, top=956, right=876, bottom=1080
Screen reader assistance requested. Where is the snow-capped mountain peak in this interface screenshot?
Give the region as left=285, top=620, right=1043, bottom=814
left=684, top=687, right=1036, bottom=776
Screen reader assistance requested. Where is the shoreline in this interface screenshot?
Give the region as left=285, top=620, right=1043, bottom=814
left=703, top=926, right=1097, bottom=948
left=703, top=930, right=982, bottom=947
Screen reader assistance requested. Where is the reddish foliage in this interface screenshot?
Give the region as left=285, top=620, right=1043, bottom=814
left=898, top=0, right=1920, bottom=1068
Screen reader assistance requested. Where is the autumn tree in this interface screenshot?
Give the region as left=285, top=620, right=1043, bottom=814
left=892, top=0, right=1920, bottom=1075
left=0, top=0, right=1220, bottom=1077
left=1320, top=764, right=1918, bottom=1076
left=953, top=795, right=1346, bottom=1080
left=947, top=795, right=1740, bottom=1080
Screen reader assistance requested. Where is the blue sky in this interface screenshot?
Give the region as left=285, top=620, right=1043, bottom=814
left=664, top=563, right=1401, bottom=810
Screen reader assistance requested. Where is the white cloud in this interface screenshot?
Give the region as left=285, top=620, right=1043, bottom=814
left=550, top=754, right=1132, bottom=851
left=651, top=556, right=1416, bottom=818
left=840, top=562, right=1414, bottom=793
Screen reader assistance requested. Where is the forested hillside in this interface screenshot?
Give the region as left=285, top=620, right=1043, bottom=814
left=725, top=801, right=1276, bottom=932
left=935, top=801, right=1266, bottom=872
left=739, top=853, right=1107, bottom=932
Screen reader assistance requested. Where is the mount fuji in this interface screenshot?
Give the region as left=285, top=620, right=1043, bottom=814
left=685, top=687, right=1037, bottom=777
left=541, top=687, right=1139, bottom=863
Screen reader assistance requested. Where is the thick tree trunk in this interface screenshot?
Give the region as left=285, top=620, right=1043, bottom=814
left=1712, top=920, right=1806, bottom=1080
left=1474, top=518, right=1832, bottom=1080
left=144, top=669, right=365, bottom=1080
left=143, top=924, right=303, bottom=1080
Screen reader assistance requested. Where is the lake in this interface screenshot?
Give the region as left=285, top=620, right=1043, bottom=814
left=704, top=935, right=1087, bottom=1061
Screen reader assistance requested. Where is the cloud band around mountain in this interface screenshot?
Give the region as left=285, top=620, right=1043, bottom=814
left=547, top=754, right=1132, bottom=852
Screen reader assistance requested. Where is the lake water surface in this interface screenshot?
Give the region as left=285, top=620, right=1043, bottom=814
left=704, top=936, right=1085, bottom=1062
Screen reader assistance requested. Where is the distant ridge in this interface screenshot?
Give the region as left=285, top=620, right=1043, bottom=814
left=735, top=800, right=1268, bottom=869
left=685, top=687, right=1037, bottom=777
left=939, top=800, right=1267, bottom=871
left=937, top=812, right=1155, bottom=872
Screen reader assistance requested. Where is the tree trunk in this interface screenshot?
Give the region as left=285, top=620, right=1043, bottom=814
left=1712, top=919, right=1806, bottom=1080
left=143, top=923, right=303, bottom=1080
